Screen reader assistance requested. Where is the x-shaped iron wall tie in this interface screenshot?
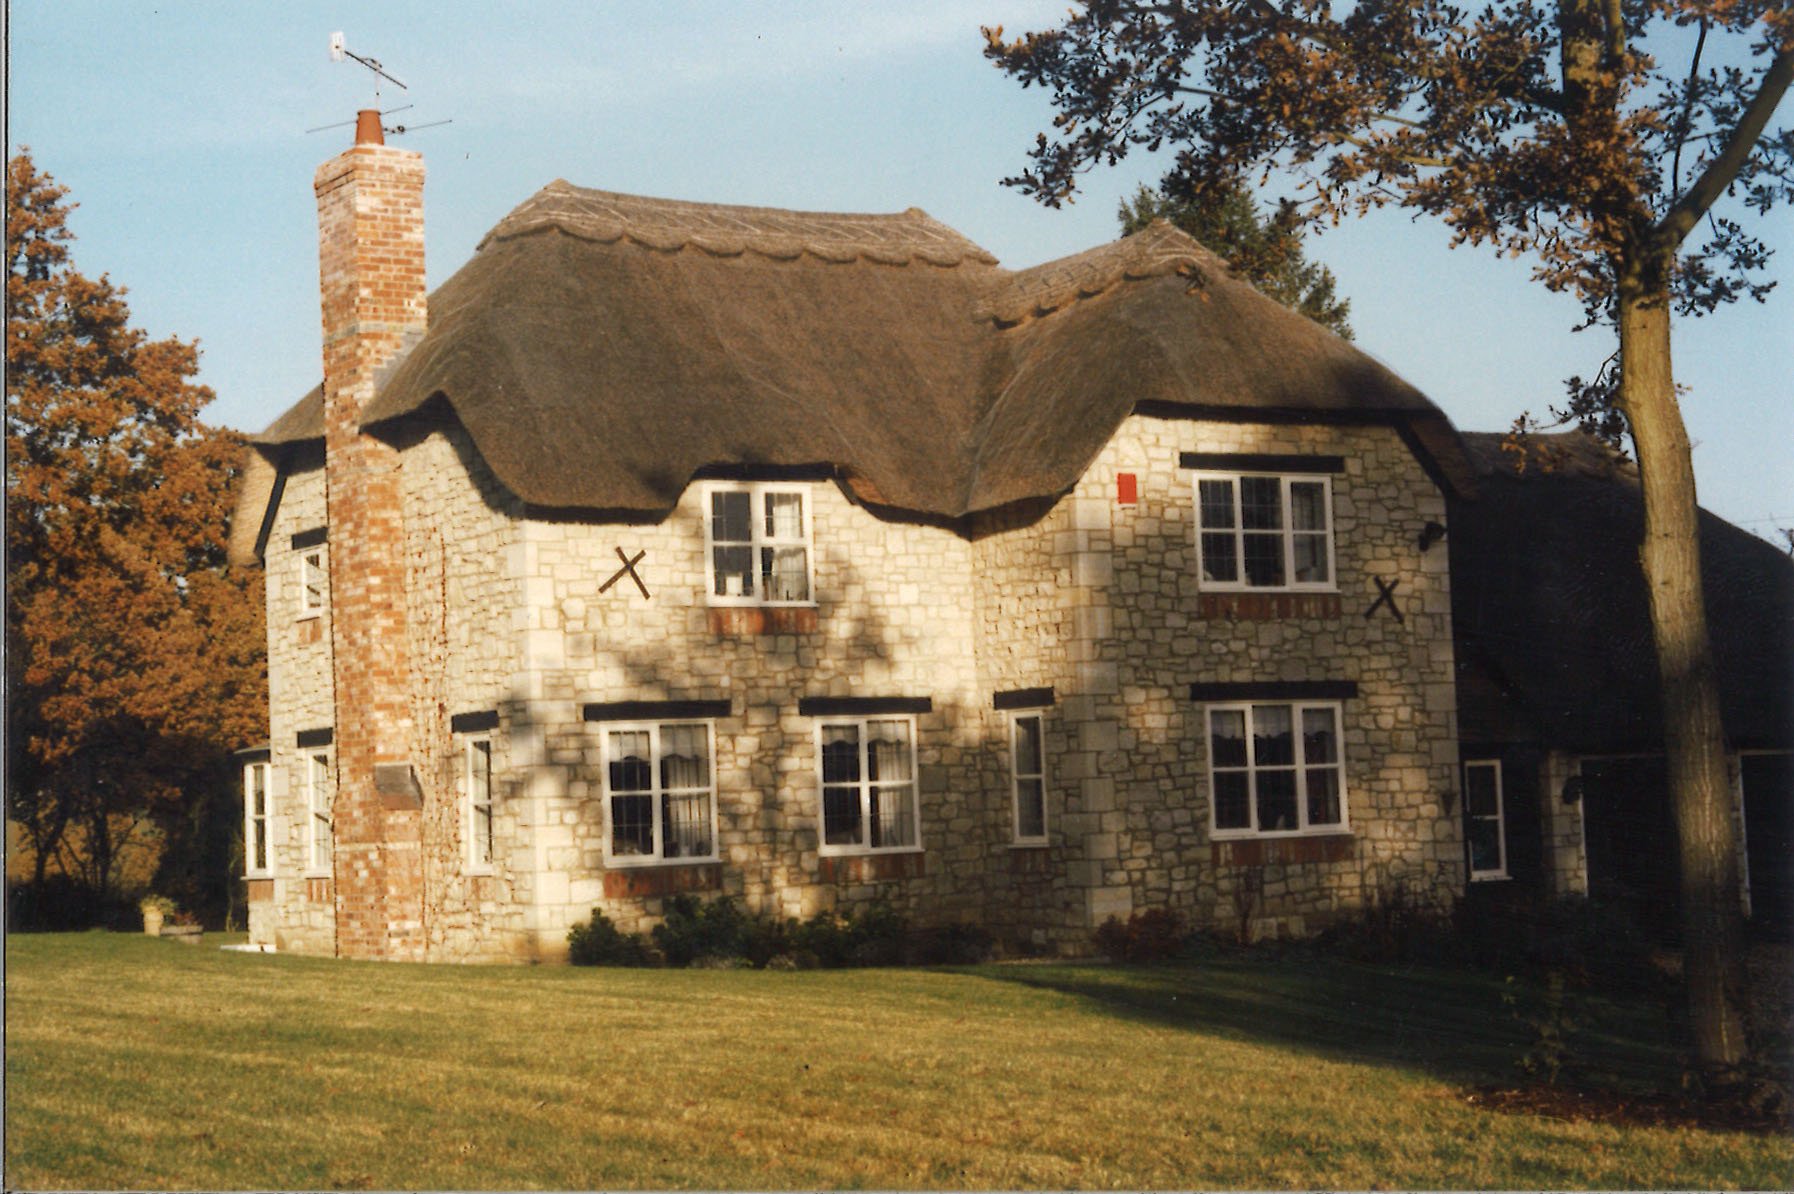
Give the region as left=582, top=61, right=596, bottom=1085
left=1364, top=576, right=1403, bottom=623
left=600, top=547, right=650, bottom=599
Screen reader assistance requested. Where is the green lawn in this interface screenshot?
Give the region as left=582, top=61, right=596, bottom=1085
left=5, top=932, right=1789, bottom=1190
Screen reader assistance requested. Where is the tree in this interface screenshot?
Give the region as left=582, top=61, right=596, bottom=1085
left=986, top=2, right=1792, bottom=1080
left=6, top=151, right=266, bottom=916
left=1119, top=182, right=1354, bottom=336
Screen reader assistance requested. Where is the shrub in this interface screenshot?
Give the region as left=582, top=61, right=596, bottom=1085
left=1457, top=896, right=1655, bottom=991
left=907, top=922, right=995, bottom=965
left=1094, top=907, right=1186, bottom=963
left=1320, top=883, right=1460, bottom=965
left=567, top=908, right=655, bottom=966
left=1504, top=969, right=1583, bottom=1086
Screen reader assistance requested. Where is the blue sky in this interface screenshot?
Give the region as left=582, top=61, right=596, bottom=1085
left=8, top=1, right=1790, bottom=538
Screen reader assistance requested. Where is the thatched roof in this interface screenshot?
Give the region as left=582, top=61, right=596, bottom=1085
left=1451, top=431, right=1794, bottom=752
left=231, top=181, right=1471, bottom=563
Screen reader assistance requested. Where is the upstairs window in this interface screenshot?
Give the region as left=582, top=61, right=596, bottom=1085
left=602, top=722, right=718, bottom=865
left=1464, top=760, right=1509, bottom=881
left=1195, top=474, right=1334, bottom=591
left=1010, top=712, right=1049, bottom=845
left=705, top=483, right=812, bottom=605
left=466, top=738, right=495, bottom=873
left=1207, top=702, right=1348, bottom=837
left=243, top=761, right=271, bottom=877
left=305, top=749, right=333, bottom=873
left=817, top=717, right=919, bottom=855
left=297, top=547, right=328, bottom=618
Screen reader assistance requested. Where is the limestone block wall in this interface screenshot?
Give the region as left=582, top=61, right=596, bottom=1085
left=396, top=414, right=530, bottom=961
left=508, top=479, right=987, bottom=954
left=253, top=452, right=340, bottom=953
left=972, top=415, right=1464, bottom=944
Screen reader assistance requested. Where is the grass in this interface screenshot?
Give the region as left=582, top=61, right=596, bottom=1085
left=5, top=931, right=1790, bottom=1190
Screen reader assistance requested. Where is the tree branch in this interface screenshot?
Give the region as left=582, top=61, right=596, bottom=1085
left=1659, top=49, right=1794, bottom=249
left=1670, top=20, right=1710, bottom=198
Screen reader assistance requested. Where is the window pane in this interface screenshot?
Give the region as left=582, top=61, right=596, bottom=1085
left=822, top=785, right=861, bottom=846
left=820, top=725, right=860, bottom=784
left=611, top=794, right=653, bottom=856
left=1198, top=480, right=1236, bottom=529
left=1252, top=705, right=1294, bottom=766
left=1200, top=532, right=1239, bottom=583
left=866, top=721, right=912, bottom=783
left=1469, top=818, right=1502, bottom=873
left=712, top=491, right=751, bottom=542
left=870, top=783, right=916, bottom=848
left=1292, top=533, right=1329, bottom=583
left=713, top=545, right=754, bottom=598
left=1290, top=481, right=1327, bottom=531
left=1305, top=767, right=1342, bottom=826
left=251, top=766, right=267, bottom=815
left=1014, top=715, right=1042, bottom=776
left=1256, top=768, right=1298, bottom=832
left=659, top=724, right=708, bottom=790
left=473, top=802, right=494, bottom=864
left=1465, top=764, right=1499, bottom=817
left=1240, top=476, right=1283, bottom=530
left=471, top=741, right=492, bottom=802
left=765, top=492, right=804, bottom=539
left=1242, top=532, right=1285, bottom=587
left=1214, top=771, right=1250, bottom=830
left=608, top=732, right=651, bottom=792
left=1209, top=709, right=1247, bottom=768
left=1016, top=777, right=1045, bottom=839
left=1301, top=708, right=1338, bottom=765
left=663, top=791, right=712, bottom=858
left=252, top=818, right=267, bottom=872
left=762, top=546, right=809, bottom=601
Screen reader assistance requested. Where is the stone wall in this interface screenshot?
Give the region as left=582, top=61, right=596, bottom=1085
left=252, top=452, right=340, bottom=953
left=971, top=415, right=1464, bottom=946
left=255, top=408, right=1465, bottom=960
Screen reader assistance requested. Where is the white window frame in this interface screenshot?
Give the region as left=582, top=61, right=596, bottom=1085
left=304, top=748, right=333, bottom=875
left=1464, top=758, right=1510, bottom=881
left=702, top=482, right=816, bottom=607
left=599, top=720, right=720, bottom=868
left=1009, top=710, right=1050, bottom=846
left=1206, top=701, right=1351, bottom=839
left=297, top=547, right=327, bottom=619
left=814, top=716, right=922, bottom=857
left=243, top=761, right=271, bottom=878
left=1192, top=472, right=1337, bottom=592
left=465, top=737, right=496, bottom=874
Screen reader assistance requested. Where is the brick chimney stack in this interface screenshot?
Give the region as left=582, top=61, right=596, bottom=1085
left=315, top=112, right=427, bottom=960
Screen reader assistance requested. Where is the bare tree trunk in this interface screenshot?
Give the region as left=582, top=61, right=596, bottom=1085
left=1616, top=277, right=1748, bottom=1076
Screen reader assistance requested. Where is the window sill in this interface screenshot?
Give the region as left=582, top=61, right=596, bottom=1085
left=602, top=855, right=720, bottom=871
left=1009, top=840, right=1050, bottom=850
left=819, top=851, right=925, bottom=883
left=707, top=606, right=819, bottom=636
left=1469, top=871, right=1511, bottom=883
left=1197, top=592, right=1342, bottom=620
left=602, top=861, right=722, bottom=899
left=1211, top=834, right=1355, bottom=867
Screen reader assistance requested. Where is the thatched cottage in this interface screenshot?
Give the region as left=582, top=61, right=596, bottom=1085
left=1449, top=431, right=1794, bottom=934
left=232, top=115, right=1495, bottom=961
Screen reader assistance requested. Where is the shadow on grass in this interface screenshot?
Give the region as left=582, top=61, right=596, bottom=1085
left=965, top=949, right=1682, bottom=1090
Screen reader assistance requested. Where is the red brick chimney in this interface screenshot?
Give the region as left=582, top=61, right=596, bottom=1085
left=315, top=110, right=427, bottom=960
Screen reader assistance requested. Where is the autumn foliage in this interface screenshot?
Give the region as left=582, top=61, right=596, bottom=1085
left=6, top=152, right=266, bottom=920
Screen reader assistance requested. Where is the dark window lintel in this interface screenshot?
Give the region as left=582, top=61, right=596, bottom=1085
left=1189, top=681, right=1359, bottom=702
left=799, top=696, right=932, bottom=717
left=583, top=699, right=733, bottom=723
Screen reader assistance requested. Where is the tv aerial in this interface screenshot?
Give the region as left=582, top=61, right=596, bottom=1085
left=305, top=32, right=453, bottom=138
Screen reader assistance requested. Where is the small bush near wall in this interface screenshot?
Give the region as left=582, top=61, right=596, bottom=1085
left=566, top=898, right=993, bottom=969
left=567, top=909, right=657, bottom=966
left=1094, top=908, right=1187, bottom=963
